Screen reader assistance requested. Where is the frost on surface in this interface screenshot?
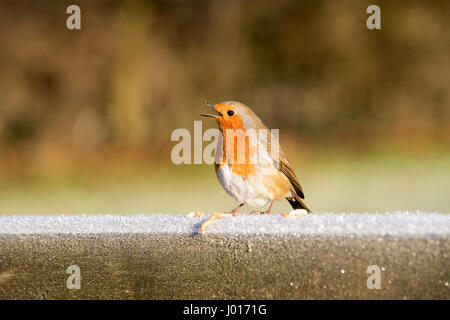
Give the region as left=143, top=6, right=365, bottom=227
left=0, top=212, right=448, bottom=236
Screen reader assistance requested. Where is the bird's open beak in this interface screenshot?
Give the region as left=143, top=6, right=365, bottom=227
left=201, top=102, right=221, bottom=118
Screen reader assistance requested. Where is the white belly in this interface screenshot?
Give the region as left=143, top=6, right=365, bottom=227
left=216, top=164, right=273, bottom=208
left=214, top=131, right=291, bottom=208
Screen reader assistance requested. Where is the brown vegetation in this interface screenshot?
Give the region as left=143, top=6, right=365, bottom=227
left=0, top=0, right=449, bottom=176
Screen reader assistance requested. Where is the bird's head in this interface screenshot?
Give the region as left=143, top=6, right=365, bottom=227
left=201, top=101, right=262, bottom=130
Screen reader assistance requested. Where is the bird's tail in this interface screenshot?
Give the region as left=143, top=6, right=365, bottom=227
left=288, top=194, right=312, bottom=213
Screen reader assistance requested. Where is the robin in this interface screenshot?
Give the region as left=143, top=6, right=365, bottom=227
left=197, top=100, right=311, bottom=233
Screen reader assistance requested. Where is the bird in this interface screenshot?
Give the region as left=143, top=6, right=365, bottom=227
left=198, top=101, right=311, bottom=233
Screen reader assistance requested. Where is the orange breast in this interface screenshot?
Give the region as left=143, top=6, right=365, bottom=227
left=216, top=115, right=256, bottom=179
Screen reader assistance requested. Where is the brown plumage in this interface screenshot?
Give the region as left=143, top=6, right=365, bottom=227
left=279, top=158, right=311, bottom=213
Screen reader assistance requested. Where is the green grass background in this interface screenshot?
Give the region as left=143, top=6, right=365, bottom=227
left=1, top=148, right=448, bottom=215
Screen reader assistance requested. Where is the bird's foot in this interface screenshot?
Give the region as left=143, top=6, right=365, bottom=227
left=282, top=209, right=309, bottom=219
left=251, top=210, right=269, bottom=215
left=187, top=211, right=204, bottom=217
left=200, top=212, right=237, bottom=234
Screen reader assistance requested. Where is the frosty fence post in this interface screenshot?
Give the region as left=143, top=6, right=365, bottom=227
left=0, top=213, right=448, bottom=299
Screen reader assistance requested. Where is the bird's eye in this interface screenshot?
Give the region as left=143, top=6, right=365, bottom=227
left=227, top=110, right=234, bottom=116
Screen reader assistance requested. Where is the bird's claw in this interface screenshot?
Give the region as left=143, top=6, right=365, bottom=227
left=251, top=210, right=270, bottom=215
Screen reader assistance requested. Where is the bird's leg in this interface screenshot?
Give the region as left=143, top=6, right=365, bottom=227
left=251, top=200, right=274, bottom=215
left=200, top=203, right=244, bottom=234
left=230, top=203, right=244, bottom=214
left=265, top=200, right=274, bottom=214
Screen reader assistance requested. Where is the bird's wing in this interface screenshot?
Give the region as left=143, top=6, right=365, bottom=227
left=278, top=156, right=305, bottom=199
left=264, top=129, right=305, bottom=199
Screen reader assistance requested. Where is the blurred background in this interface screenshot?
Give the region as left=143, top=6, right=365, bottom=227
left=0, top=0, right=449, bottom=215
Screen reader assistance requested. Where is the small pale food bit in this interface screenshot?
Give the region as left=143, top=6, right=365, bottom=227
left=282, top=209, right=308, bottom=219
left=187, top=211, right=204, bottom=217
